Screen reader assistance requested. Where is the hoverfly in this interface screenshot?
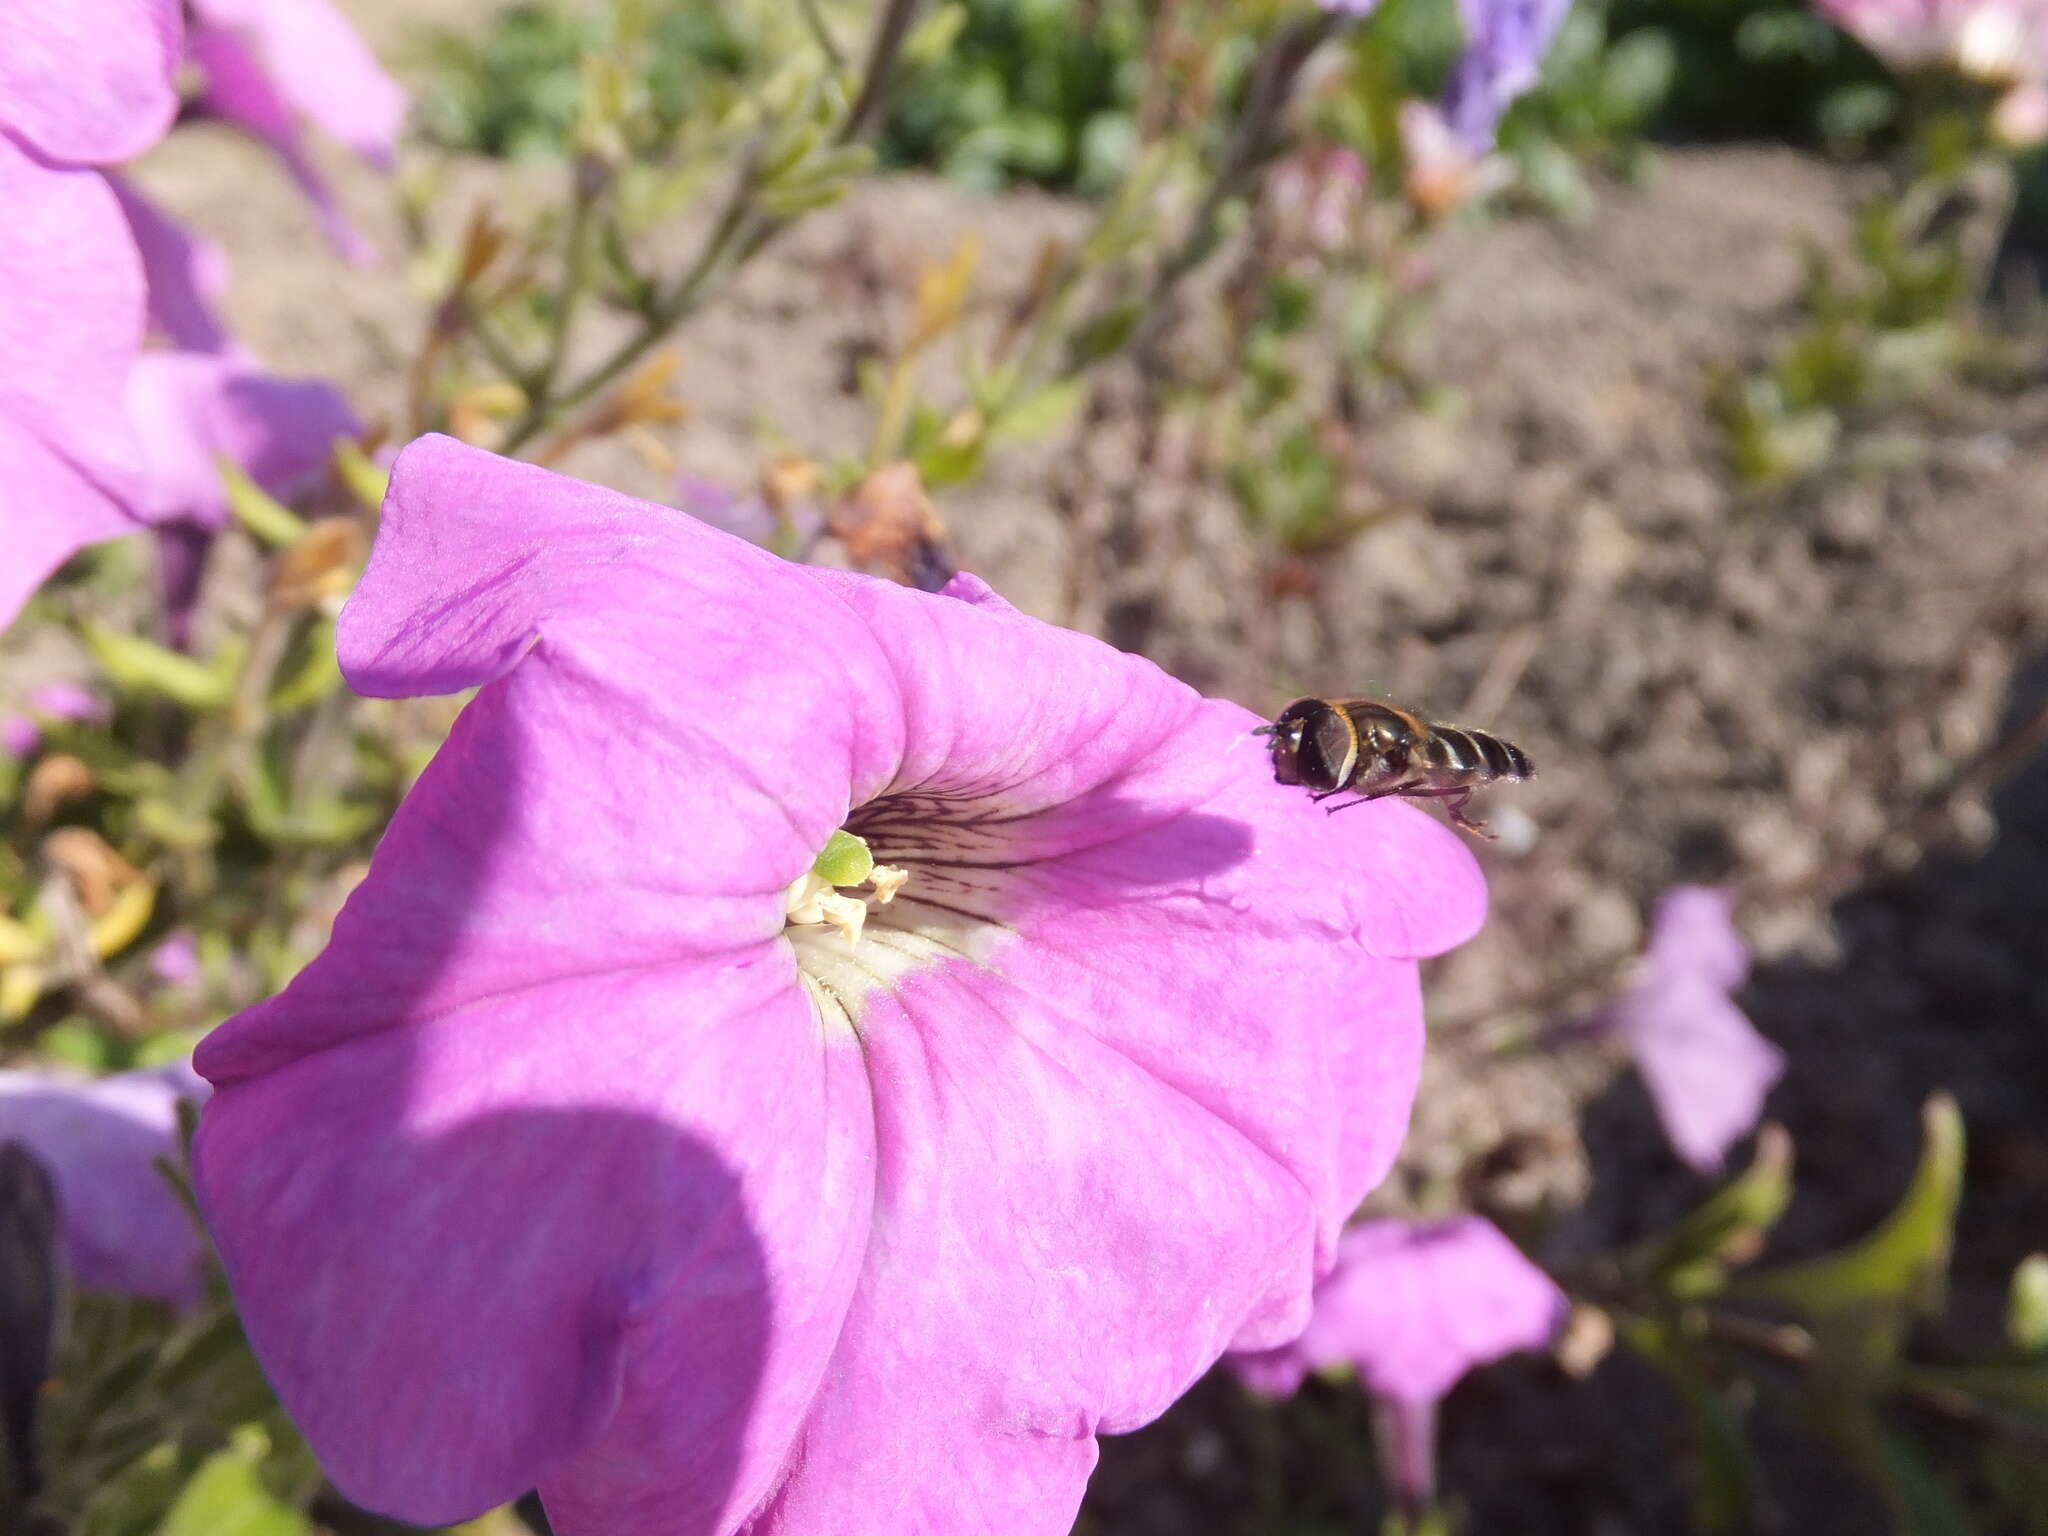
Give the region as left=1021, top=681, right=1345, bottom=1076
left=1254, top=696, right=1533, bottom=838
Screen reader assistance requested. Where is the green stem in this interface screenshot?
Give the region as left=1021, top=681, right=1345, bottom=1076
left=794, top=0, right=846, bottom=71
left=523, top=159, right=607, bottom=401
left=497, top=0, right=923, bottom=457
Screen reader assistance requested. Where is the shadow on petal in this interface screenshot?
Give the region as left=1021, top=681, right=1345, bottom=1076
left=195, top=669, right=778, bottom=1534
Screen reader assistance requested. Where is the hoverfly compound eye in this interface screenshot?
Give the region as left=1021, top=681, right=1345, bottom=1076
left=1262, top=699, right=1357, bottom=794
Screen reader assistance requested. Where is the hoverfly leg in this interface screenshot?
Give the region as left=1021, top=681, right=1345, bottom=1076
left=1438, top=789, right=1496, bottom=840
left=1322, top=786, right=1406, bottom=816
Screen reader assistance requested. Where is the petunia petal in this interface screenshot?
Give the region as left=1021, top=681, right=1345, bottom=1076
left=812, top=568, right=1489, bottom=961
left=109, top=177, right=234, bottom=353
left=0, top=414, right=140, bottom=628
left=1644, top=885, right=1749, bottom=993
left=731, top=954, right=1322, bottom=1532
left=187, top=21, right=376, bottom=263
left=0, top=142, right=147, bottom=621
left=127, top=351, right=358, bottom=527
left=189, top=0, right=406, bottom=165
left=1295, top=1217, right=1566, bottom=1402
left=0, top=0, right=181, bottom=166
left=1628, top=978, right=1786, bottom=1174
left=0, top=1061, right=208, bottom=1306
left=197, top=960, right=874, bottom=1527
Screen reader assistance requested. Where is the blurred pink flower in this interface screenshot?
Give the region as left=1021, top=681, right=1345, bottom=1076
left=0, top=0, right=184, bottom=629
left=150, top=931, right=205, bottom=986
left=3, top=681, right=112, bottom=759
left=1817, top=0, right=2048, bottom=142
left=0, top=2, right=182, bottom=166
left=110, top=177, right=235, bottom=354
left=1228, top=1217, right=1566, bottom=1503
left=128, top=352, right=358, bottom=529
left=1602, top=886, right=1785, bottom=1174
left=0, top=1059, right=211, bottom=1307
left=1817, top=0, right=2045, bottom=75
left=1267, top=144, right=1369, bottom=254
left=675, top=472, right=780, bottom=545
left=676, top=471, right=824, bottom=551
left=187, top=0, right=407, bottom=262
left=192, top=435, right=1487, bottom=1534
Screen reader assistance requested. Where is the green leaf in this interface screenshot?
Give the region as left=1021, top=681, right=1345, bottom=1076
left=987, top=379, right=1084, bottom=448
left=1640, top=1124, right=1794, bottom=1299
left=84, top=624, right=243, bottom=712
left=217, top=458, right=308, bottom=550
left=2010, top=1255, right=2048, bottom=1353
left=1739, top=1095, right=1964, bottom=1346
left=159, top=1429, right=309, bottom=1536
left=331, top=437, right=389, bottom=510
left=265, top=621, right=343, bottom=713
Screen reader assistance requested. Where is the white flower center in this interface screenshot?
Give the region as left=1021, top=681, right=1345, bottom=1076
left=783, top=805, right=1020, bottom=1037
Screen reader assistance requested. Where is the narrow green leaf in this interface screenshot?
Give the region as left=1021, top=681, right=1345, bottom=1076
left=1875, top=1426, right=1978, bottom=1536
left=1640, top=1124, right=1794, bottom=1298
left=987, top=379, right=1085, bottom=448
left=331, top=438, right=389, bottom=510
left=83, top=624, right=242, bottom=712
left=217, top=458, right=307, bottom=550
left=1740, top=1095, right=1963, bottom=1328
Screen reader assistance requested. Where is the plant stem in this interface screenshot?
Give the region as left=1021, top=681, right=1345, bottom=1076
left=496, top=0, right=924, bottom=457
left=794, top=0, right=846, bottom=72
left=522, top=159, right=607, bottom=403
left=838, top=0, right=923, bottom=146
left=1122, top=10, right=1343, bottom=362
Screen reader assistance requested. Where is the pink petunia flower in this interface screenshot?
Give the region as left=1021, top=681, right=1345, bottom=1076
left=186, top=0, right=407, bottom=263
left=1228, top=1216, right=1566, bottom=1505
left=1601, top=886, right=1785, bottom=1174
left=0, top=1059, right=212, bottom=1307
left=0, top=0, right=183, bottom=629
left=191, top=435, right=1487, bottom=1534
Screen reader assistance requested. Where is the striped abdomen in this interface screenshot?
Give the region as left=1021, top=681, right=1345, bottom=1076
left=1400, top=725, right=1533, bottom=791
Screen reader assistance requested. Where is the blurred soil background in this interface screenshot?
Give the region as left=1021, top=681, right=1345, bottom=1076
left=115, top=0, right=2048, bottom=1529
